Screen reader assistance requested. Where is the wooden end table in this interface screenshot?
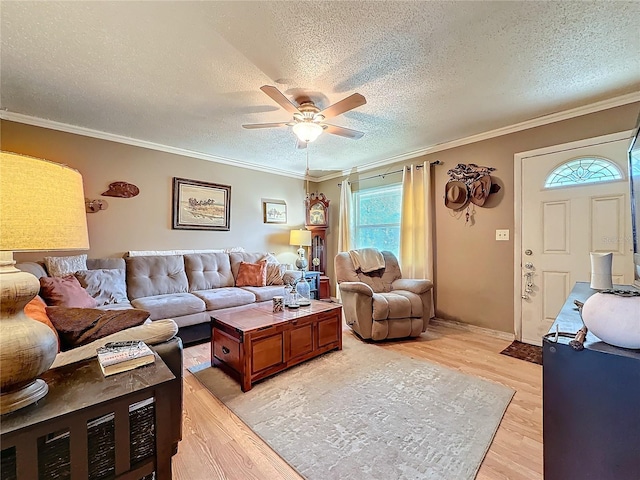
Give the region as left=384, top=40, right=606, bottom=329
left=211, top=300, right=342, bottom=391
left=0, top=354, right=175, bottom=480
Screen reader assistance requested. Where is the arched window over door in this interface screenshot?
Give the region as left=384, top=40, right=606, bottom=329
left=544, top=156, right=624, bottom=188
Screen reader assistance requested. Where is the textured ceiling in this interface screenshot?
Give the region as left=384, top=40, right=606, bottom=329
left=1, top=1, right=639, bottom=178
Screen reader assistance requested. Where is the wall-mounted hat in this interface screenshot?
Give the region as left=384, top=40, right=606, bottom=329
left=444, top=181, right=469, bottom=210
left=470, top=175, right=492, bottom=206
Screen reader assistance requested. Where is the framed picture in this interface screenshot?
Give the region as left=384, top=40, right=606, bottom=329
left=172, top=177, right=231, bottom=231
left=263, top=200, right=287, bottom=224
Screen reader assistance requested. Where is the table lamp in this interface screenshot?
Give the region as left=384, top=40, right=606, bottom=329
left=0, top=151, right=89, bottom=414
left=289, top=229, right=311, bottom=278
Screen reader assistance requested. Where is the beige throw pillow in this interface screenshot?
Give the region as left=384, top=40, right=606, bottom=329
left=44, top=254, right=88, bottom=277
left=266, top=264, right=286, bottom=285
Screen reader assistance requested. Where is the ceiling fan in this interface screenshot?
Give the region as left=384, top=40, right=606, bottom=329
left=242, top=85, right=366, bottom=148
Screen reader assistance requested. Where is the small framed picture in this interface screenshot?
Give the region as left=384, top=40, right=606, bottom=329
left=263, top=200, right=287, bottom=224
left=172, top=177, right=231, bottom=231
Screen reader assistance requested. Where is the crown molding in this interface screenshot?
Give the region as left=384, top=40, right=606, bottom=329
left=316, top=91, right=640, bottom=183
left=0, top=111, right=307, bottom=180
left=3, top=90, right=639, bottom=183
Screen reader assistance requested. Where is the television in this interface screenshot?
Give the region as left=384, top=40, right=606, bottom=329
left=629, top=111, right=640, bottom=288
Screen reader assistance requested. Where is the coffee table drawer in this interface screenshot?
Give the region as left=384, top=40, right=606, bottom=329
left=213, top=329, right=241, bottom=372
left=252, top=333, right=284, bottom=374
left=289, top=323, right=314, bottom=359
left=318, top=314, right=340, bottom=347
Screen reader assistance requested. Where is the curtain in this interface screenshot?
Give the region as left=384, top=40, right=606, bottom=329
left=400, top=161, right=435, bottom=318
left=336, top=179, right=353, bottom=301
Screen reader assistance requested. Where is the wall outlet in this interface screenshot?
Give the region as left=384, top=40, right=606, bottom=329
left=496, top=229, right=510, bottom=241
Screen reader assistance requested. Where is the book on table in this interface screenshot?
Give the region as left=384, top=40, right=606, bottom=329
left=96, top=340, right=155, bottom=376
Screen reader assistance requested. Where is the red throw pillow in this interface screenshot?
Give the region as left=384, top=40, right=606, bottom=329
left=24, top=295, right=60, bottom=352
left=39, top=275, right=98, bottom=308
left=236, top=260, right=267, bottom=287
left=46, top=307, right=150, bottom=351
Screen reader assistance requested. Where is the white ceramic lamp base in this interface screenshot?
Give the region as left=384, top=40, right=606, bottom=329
left=0, top=261, right=58, bottom=415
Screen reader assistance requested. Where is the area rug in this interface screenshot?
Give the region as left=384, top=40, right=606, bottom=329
left=500, top=340, right=543, bottom=365
left=189, top=335, right=514, bottom=480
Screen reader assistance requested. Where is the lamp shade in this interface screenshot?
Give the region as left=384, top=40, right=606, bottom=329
left=290, top=229, right=312, bottom=247
left=0, top=152, right=89, bottom=251
left=292, top=122, right=323, bottom=144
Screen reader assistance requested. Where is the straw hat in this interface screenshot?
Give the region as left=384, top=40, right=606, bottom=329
left=444, top=181, right=469, bottom=210
left=469, top=175, right=492, bottom=206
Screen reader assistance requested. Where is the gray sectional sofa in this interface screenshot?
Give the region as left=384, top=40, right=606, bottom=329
left=20, top=251, right=291, bottom=346
left=125, top=251, right=289, bottom=344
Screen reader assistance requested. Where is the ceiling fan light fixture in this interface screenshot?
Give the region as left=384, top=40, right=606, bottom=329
left=292, top=122, right=323, bottom=143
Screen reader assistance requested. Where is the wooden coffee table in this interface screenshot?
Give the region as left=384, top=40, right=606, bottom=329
left=210, top=300, right=342, bottom=391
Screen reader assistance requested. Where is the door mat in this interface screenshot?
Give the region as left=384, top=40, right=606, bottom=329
left=500, top=340, right=543, bottom=365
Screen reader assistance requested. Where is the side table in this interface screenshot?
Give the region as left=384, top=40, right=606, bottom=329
left=1, top=354, right=175, bottom=480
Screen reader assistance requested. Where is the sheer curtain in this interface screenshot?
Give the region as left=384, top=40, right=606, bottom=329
left=400, top=161, right=435, bottom=317
left=336, top=179, right=353, bottom=301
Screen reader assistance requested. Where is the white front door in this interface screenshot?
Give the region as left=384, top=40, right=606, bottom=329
left=518, top=135, right=633, bottom=346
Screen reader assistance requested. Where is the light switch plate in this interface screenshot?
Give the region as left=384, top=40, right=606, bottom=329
left=496, top=229, right=510, bottom=241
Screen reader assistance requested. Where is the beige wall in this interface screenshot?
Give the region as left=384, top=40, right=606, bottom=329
left=4, top=102, right=639, bottom=333
left=1, top=120, right=308, bottom=266
left=319, top=102, right=640, bottom=333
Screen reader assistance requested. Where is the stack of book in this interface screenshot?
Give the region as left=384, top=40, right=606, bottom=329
left=96, top=340, right=155, bottom=376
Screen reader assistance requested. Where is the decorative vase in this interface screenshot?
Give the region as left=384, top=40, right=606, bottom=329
left=581, top=291, right=640, bottom=349
left=590, top=252, right=613, bottom=290
left=295, top=278, right=311, bottom=306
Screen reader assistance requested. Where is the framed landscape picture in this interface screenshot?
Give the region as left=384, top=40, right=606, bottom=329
left=263, top=200, right=287, bottom=224
left=172, top=177, right=231, bottom=231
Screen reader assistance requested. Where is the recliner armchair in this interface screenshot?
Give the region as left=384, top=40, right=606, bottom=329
left=335, top=250, right=433, bottom=341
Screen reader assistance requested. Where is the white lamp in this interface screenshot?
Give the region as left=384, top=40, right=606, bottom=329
left=292, top=122, right=323, bottom=144
left=289, top=229, right=312, bottom=274
left=0, top=151, right=89, bottom=414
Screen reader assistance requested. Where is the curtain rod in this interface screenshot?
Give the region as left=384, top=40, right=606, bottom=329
left=337, top=160, right=442, bottom=187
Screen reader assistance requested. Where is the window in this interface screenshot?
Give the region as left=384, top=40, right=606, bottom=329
left=544, top=157, right=623, bottom=188
left=353, top=184, right=402, bottom=258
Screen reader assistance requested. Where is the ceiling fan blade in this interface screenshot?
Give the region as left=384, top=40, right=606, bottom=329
left=296, top=139, right=308, bottom=149
left=319, top=93, right=366, bottom=119
left=260, top=85, right=301, bottom=115
left=242, top=122, right=290, bottom=129
left=323, top=124, right=365, bottom=139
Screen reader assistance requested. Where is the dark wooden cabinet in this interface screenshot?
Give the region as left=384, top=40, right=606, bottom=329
left=543, top=282, right=640, bottom=480
left=0, top=355, right=176, bottom=480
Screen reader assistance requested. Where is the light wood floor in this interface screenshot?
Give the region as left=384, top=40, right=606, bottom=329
left=173, top=322, right=543, bottom=480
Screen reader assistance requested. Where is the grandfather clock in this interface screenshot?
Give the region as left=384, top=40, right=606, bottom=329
left=305, top=193, right=331, bottom=299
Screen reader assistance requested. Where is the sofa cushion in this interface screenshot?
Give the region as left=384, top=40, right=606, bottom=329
left=86, top=258, right=126, bottom=270
left=16, top=261, right=48, bottom=279
left=51, top=319, right=178, bottom=369
left=75, top=269, right=128, bottom=306
left=371, top=292, right=416, bottom=320
left=236, top=260, right=267, bottom=287
left=126, top=255, right=189, bottom=300
left=191, top=287, right=256, bottom=310
left=131, top=293, right=206, bottom=320
left=24, top=295, right=60, bottom=351
left=39, top=275, right=98, bottom=308
left=46, top=306, right=150, bottom=351
left=239, top=285, right=286, bottom=302
left=229, top=252, right=271, bottom=280
left=44, top=254, right=88, bottom=277
left=184, top=252, right=234, bottom=291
